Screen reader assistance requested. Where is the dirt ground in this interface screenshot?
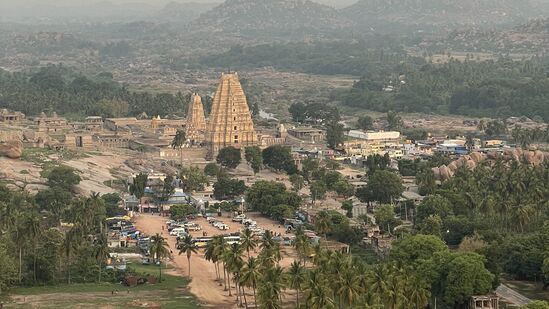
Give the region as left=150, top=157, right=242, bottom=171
left=134, top=212, right=299, bottom=308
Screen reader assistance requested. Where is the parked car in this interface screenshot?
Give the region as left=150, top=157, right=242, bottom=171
left=170, top=228, right=186, bottom=236
left=232, top=214, right=246, bottom=222
left=217, top=224, right=230, bottom=230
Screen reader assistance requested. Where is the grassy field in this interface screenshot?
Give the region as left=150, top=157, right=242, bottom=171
left=4, top=264, right=201, bottom=308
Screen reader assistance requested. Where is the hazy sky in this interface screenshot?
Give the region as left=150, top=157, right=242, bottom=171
left=0, top=0, right=358, bottom=9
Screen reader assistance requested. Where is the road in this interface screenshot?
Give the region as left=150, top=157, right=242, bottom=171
left=496, top=283, right=532, bottom=307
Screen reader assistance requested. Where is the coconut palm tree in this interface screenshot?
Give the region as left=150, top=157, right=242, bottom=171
left=293, top=229, right=311, bottom=266
left=178, top=234, right=198, bottom=277
left=240, top=228, right=257, bottom=259
left=62, top=225, right=80, bottom=284
left=241, top=257, right=261, bottom=308
left=93, top=233, right=109, bottom=282
left=286, top=260, right=306, bottom=308
left=213, top=236, right=229, bottom=290
left=305, top=269, right=334, bottom=309
left=25, top=211, right=41, bottom=284
left=204, top=239, right=220, bottom=281
left=258, top=266, right=285, bottom=309
left=315, top=212, right=332, bottom=239
left=150, top=233, right=170, bottom=282
left=337, top=268, right=361, bottom=308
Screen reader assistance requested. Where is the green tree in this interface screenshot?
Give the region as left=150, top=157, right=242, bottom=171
left=418, top=214, right=443, bottom=237
left=130, top=173, right=148, bottom=200
left=204, top=163, right=220, bottom=177
left=341, top=200, right=354, bottom=218
left=213, top=175, right=246, bottom=200
left=386, top=111, right=404, bottom=131
left=93, top=233, right=109, bottom=282
left=178, top=234, right=198, bottom=276
left=241, top=257, right=261, bottom=308
left=171, top=129, right=186, bottom=149
left=289, top=174, right=305, bottom=191
left=0, top=244, right=17, bottom=295
left=96, top=99, right=129, bottom=118
left=150, top=233, right=170, bottom=282
left=333, top=179, right=355, bottom=198
left=315, top=211, right=332, bottom=239
left=217, top=146, right=242, bottom=169
left=363, top=170, right=404, bottom=204
left=390, top=234, right=448, bottom=266
left=180, top=166, right=208, bottom=192
left=46, top=165, right=81, bottom=191
left=310, top=181, right=327, bottom=204
left=357, top=115, right=374, bottom=130
left=262, top=145, right=297, bottom=174
left=416, top=168, right=436, bottom=196
left=326, top=120, right=345, bottom=149
left=416, top=194, right=453, bottom=225
left=244, top=146, right=263, bottom=174
left=521, top=301, right=549, bottom=309
left=287, top=260, right=306, bottom=308
left=374, top=205, right=399, bottom=233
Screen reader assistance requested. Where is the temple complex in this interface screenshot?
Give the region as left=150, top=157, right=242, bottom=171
left=185, top=93, right=207, bottom=143
left=206, top=72, right=257, bottom=157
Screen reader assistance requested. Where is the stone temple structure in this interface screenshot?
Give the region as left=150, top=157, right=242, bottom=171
left=206, top=72, right=256, bottom=157
left=185, top=93, right=207, bottom=143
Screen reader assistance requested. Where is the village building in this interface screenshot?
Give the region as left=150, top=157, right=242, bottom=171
left=34, top=112, right=68, bottom=133
left=287, top=127, right=325, bottom=143
left=0, top=109, right=25, bottom=123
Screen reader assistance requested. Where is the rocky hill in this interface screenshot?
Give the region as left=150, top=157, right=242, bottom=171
left=192, top=0, right=352, bottom=36
left=428, top=18, right=549, bottom=54
left=156, top=2, right=219, bottom=23
left=342, top=0, right=540, bottom=29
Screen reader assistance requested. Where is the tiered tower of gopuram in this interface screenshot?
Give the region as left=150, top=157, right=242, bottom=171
left=206, top=72, right=256, bottom=157
left=185, top=93, right=207, bottom=143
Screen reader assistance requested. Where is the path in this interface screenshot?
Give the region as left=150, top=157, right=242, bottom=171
left=496, top=283, right=532, bottom=307
left=134, top=213, right=297, bottom=308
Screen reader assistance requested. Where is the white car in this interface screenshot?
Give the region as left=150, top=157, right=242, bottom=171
left=170, top=228, right=186, bottom=236
left=217, top=224, right=230, bottom=230
left=186, top=224, right=202, bottom=231
left=232, top=214, right=246, bottom=222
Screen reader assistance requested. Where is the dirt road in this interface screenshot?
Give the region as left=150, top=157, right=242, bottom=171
left=134, top=212, right=298, bottom=308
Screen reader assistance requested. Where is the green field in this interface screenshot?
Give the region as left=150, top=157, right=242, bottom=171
left=3, top=264, right=201, bottom=309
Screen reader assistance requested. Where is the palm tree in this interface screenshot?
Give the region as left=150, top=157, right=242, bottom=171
left=315, top=212, right=332, bottom=239
left=240, top=229, right=257, bottom=259
left=258, top=266, right=285, bottom=309
left=93, top=233, right=109, bottom=282
left=178, top=234, right=198, bottom=276
left=223, top=243, right=244, bottom=300
left=241, top=257, right=261, bottom=308
left=204, top=240, right=220, bottom=281
left=293, top=229, right=311, bottom=266
left=286, top=260, right=306, bottom=308
left=213, top=236, right=229, bottom=290
left=25, top=212, right=41, bottom=284
left=62, top=226, right=80, bottom=284
left=337, top=268, right=361, bottom=308
left=405, top=279, right=430, bottom=309
left=260, top=230, right=276, bottom=250
left=150, top=233, right=170, bottom=282
left=171, top=129, right=186, bottom=164
left=305, top=269, right=334, bottom=309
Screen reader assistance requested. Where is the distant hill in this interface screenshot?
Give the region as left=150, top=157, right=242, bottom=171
left=435, top=18, right=549, bottom=54
left=192, top=0, right=353, bottom=37
left=156, top=2, right=219, bottom=23
left=342, top=0, right=540, bottom=30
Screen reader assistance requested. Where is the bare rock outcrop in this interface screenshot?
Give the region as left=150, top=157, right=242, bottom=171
left=0, top=140, right=23, bottom=159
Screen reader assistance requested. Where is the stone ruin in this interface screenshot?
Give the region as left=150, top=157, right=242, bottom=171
left=432, top=149, right=548, bottom=181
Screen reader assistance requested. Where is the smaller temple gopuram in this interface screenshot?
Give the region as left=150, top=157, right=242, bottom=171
left=185, top=93, right=207, bottom=144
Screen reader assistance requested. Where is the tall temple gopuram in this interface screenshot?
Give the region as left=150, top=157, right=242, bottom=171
left=185, top=93, right=207, bottom=143
left=206, top=72, right=256, bottom=158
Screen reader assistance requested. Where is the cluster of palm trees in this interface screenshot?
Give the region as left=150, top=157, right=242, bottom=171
left=443, top=160, right=549, bottom=233
left=0, top=190, right=110, bottom=286
left=195, top=227, right=430, bottom=309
